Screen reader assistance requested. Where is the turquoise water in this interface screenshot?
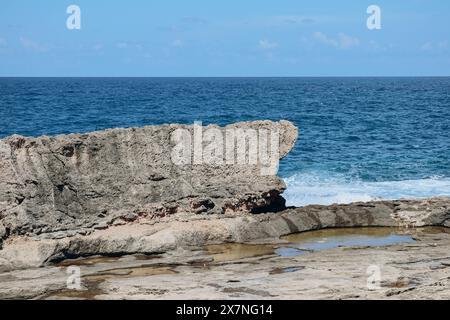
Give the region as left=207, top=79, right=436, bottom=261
left=1, top=77, right=449, bottom=205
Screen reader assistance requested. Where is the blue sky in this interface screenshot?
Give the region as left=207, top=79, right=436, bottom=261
left=0, top=0, right=449, bottom=76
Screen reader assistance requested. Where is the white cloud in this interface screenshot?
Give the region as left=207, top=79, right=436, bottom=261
left=259, top=39, right=278, bottom=49
left=338, top=33, right=360, bottom=49
left=420, top=42, right=433, bottom=51
left=313, top=32, right=338, bottom=47
left=19, top=37, right=46, bottom=52
left=171, top=39, right=184, bottom=47
left=92, top=43, right=104, bottom=51
left=367, top=40, right=389, bottom=52
left=116, top=42, right=128, bottom=49
left=181, top=16, right=208, bottom=26
left=313, top=32, right=359, bottom=49
left=438, top=41, right=449, bottom=49
left=271, top=15, right=316, bottom=25
left=116, top=42, right=144, bottom=51
left=420, top=41, right=449, bottom=52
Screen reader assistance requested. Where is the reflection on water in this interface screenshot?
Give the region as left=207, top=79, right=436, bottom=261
left=278, top=227, right=416, bottom=254
left=203, top=228, right=450, bottom=261
left=205, top=228, right=443, bottom=261
left=275, top=247, right=308, bottom=257
left=84, top=266, right=177, bottom=282
left=416, top=226, right=450, bottom=234
left=206, top=243, right=276, bottom=262
left=56, top=256, right=122, bottom=267
left=44, top=265, right=177, bottom=299
left=54, top=228, right=449, bottom=270
left=56, top=253, right=160, bottom=267
left=270, top=266, right=305, bottom=275
left=44, top=227, right=449, bottom=299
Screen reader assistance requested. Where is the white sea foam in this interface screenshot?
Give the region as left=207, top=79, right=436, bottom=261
left=283, top=172, right=450, bottom=207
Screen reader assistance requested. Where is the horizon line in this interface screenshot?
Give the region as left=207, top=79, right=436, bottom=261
left=1, top=76, right=450, bottom=78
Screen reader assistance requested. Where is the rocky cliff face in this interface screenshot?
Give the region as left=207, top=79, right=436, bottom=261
left=0, top=120, right=298, bottom=245
left=1, top=121, right=449, bottom=271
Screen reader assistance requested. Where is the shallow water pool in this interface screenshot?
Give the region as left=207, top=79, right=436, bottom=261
left=277, top=227, right=416, bottom=256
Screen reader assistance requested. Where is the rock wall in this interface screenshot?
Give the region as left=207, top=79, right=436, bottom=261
left=1, top=120, right=449, bottom=271
left=0, top=120, right=297, bottom=245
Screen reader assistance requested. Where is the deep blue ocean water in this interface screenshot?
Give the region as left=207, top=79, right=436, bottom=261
left=1, top=77, right=449, bottom=206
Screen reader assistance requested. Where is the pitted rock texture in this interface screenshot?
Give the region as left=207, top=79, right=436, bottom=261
left=0, top=197, right=448, bottom=271
left=0, top=120, right=298, bottom=244
left=2, top=120, right=449, bottom=272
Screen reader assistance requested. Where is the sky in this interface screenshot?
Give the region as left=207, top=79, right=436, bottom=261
left=0, top=0, right=449, bottom=76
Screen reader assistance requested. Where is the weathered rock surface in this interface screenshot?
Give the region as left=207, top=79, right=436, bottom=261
left=0, top=120, right=297, bottom=246
left=1, top=226, right=450, bottom=300
left=1, top=121, right=449, bottom=275
left=0, top=197, right=449, bottom=271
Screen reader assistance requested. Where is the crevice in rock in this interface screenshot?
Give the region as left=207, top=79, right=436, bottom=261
left=250, top=194, right=286, bottom=214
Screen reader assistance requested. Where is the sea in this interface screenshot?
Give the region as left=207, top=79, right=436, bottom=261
left=1, top=77, right=449, bottom=206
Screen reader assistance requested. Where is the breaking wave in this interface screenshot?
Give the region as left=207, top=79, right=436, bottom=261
left=283, top=171, right=450, bottom=207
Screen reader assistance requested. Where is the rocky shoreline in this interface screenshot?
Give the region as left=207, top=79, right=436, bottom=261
left=0, top=120, right=296, bottom=267
left=1, top=218, right=449, bottom=300
left=1, top=121, right=449, bottom=299
left=1, top=196, right=449, bottom=271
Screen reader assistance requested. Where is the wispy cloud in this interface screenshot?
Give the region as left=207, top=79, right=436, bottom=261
left=0, top=38, right=7, bottom=54
left=313, top=32, right=359, bottom=49
left=116, top=42, right=128, bottom=49
left=313, top=32, right=338, bottom=47
left=420, top=41, right=449, bottom=52
left=231, top=15, right=321, bottom=28
left=158, top=16, right=209, bottom=33
left=171, top=39, right=184, bottom=47
left=180, top=16, right=208, bottom=26
left=365, top=40, right=396, bottom=54
left=19, top=36, right=47, bottom=52
left=270, top=15, right=316, bottom=25
left=259, top=39, right=278, bottom=49
left=92, top=43, right=104, bottom=51
left=115, top=41, right=144, bottom=51
left=338, top=33, right=360, bottom=49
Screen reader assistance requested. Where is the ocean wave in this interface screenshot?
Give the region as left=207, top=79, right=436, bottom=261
left=282, top=171, right=450, bottom=207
